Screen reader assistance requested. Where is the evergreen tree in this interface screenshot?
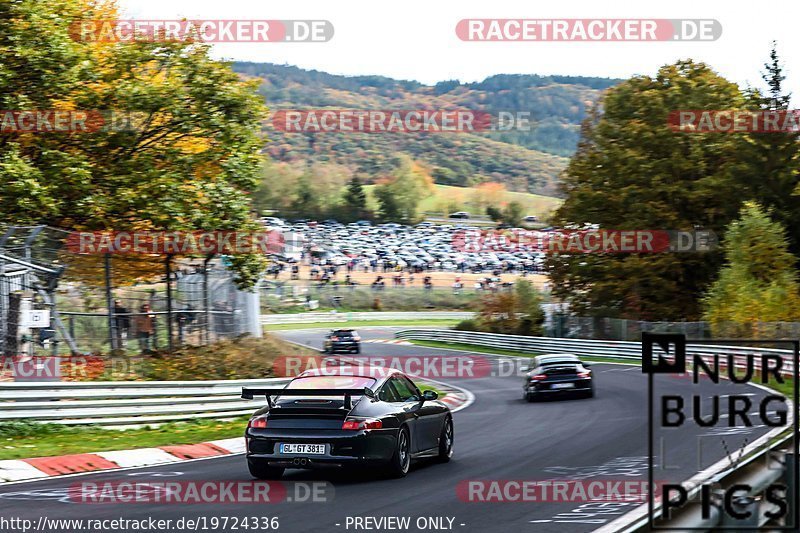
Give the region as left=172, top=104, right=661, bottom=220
left=704, top=203, right=800, bottom=337
left=343, top=176, right=368, bottom=221
left=730, top=43, right=800, bottom=253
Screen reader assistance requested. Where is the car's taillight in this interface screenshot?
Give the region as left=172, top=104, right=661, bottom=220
left=330, top=336, right=339, bottom=341
left=577, top=371, right=591, bottom=378
left=248, top=416, right=268, bottom=429
left=530, top=374, right=547, bottom=381
left=342, top=418, right=383, bottom=430
left=352, top=335, right=361, bottom=341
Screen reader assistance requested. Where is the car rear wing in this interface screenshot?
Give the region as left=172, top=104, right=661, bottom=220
left=241, top=387, right=375, bottom=409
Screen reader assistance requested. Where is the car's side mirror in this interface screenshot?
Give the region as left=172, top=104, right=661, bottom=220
left=421, top=390, right=438, bottom=402
left=363, top=387, right=376, bottom=400
left=583, top=362, right=592, bottom=367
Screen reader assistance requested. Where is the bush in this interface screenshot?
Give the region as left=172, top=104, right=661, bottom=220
left=454, top=319, right=479, bottom=331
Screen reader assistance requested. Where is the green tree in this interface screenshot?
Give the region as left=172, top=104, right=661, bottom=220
left=547, top=60, right=751, bottom=320
left=342, top=176, right=368, bottom=221
left=502, top=201, right=524, bottom=226
left=289, top=172, right=319, bottom=218
left=514, top=279, right=545, bottom=335
left=373, top=185, right=402, bottom=222
left=0, top=0, right=268, bottom=288
left=704, top=203, right=800, bottom=337
left=730, top=43, right=800, bottom=253
left=373, top=156, right=433, bottom=223
left=486, top=206, right=503, bottom=222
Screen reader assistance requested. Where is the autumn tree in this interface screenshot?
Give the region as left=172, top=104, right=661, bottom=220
left=547, top=60, right=752, bottom=320
left=0, top=0, right=269, bottom=287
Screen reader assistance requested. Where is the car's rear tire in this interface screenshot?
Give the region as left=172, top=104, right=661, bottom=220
left=354, top=346, right=361, bottom=354
left=386, top=426, right=411, bottom=478
left=437, top=417, right=454, bottom=462
left=247, top=458, right=284, bottom=480
left=524, top=391, right=535, bottom=402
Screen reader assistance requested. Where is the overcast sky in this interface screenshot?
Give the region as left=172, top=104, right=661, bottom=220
left=121, top=0, right=799, bottom=99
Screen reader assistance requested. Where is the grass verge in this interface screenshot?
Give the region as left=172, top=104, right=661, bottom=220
left=0, top=417, right=250, bottom=460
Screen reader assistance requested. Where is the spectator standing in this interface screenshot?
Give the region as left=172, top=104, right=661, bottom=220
left=133, top=303, right=156, bottom=354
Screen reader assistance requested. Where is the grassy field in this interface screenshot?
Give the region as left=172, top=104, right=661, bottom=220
left=363, top=184, right=562, bottom=219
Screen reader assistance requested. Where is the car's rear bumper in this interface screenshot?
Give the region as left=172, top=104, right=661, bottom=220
left=328, top=342, right=360, bottom=352
left=525, top=380, right=593, bottom=395
left=246, top=429, right=395, bottom=468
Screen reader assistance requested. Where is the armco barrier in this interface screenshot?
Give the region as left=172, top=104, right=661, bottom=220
left=393, top=329, right=797, bottom=374
left=261, top=311, right=473, bottom=325
left=0, top=378, right=289, bottom=426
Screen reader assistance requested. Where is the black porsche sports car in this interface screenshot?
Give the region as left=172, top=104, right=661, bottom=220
left=522, top=354, right=594, bottom=401
left=242, top=367, right=453, bottom=479
left=322, top=328, right=361, bottom=354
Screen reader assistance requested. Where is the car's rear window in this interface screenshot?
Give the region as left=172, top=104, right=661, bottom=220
left=333, top=330, right=355, bottom=337
left=544, top=365, right=580, bottom=375
left=286, top=376, right=376, bottom=390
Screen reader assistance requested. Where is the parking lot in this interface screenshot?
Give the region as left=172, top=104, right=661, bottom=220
left=265, top=218, right=549, bottom=277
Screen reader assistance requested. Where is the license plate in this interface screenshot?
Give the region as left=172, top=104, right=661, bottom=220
left=279, top=443, right=326, bottom=454
left=551, top=383, right=575, bottom=389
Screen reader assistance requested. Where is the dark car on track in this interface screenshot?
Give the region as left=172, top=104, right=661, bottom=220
left=242, top=367, right=454, bottom=479
left=322, top=328, right=361, bottom=354
left=522, top=354, right=594, bottom=402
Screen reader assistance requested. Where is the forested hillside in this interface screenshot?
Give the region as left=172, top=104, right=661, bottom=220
left=233, top=62, right=619, bottom=196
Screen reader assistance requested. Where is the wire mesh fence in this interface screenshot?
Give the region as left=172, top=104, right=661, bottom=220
left=0, top=225, right=258, bottom=358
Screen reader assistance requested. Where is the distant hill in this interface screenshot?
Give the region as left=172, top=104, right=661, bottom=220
left=234, top=62, right=620, bottom=197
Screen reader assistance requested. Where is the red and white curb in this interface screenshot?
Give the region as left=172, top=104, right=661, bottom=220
left=363, top=339, right=413, bottom=345
left=0, top=437, right=244, bottom=484
left=0, top=390, right=471, bottom=485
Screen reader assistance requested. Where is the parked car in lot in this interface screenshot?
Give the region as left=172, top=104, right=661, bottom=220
left=323, top=328, right=361, bottom=353
left=242, top=367, right=454, bottom=479
left=522, top=354, right=594, bottom=401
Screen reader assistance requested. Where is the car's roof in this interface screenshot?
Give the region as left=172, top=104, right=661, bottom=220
left=535, top=354, right=581, bottom=364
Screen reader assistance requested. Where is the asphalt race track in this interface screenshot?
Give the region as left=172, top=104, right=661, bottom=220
left=0, top=328, right=780, bottom=533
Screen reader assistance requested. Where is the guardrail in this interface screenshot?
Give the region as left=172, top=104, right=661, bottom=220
left=395, top=328, right=798, bottom=530
left=393, top=329, right=797, bottom=375
left=599, top=432, right=796, bottom=532
left=0, top=378, right=289, bottom=426
left=261, top=311, right=473, bottom=325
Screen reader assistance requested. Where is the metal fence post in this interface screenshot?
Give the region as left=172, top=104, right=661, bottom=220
left=104, top=253, right=118, bottom=352
left=165, top=255, right=174, bottom=353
